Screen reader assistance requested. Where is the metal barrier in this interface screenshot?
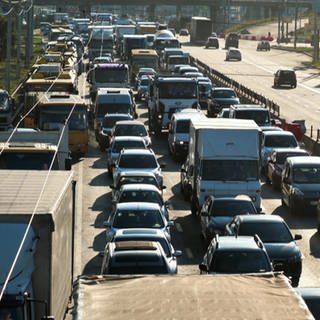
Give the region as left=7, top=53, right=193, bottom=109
left=191, top=55, right=281, bottom=117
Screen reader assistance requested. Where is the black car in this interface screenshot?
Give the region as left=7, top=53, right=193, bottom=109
left=274, top=68, right=297, bottom=88
left=205, top=37, right=219, bottom=49
left=199, top=195, right=257, bottom=245
left=207, top=87, right=240, bottom=117
left=199, top=235, right=272, bottom=274
left=225, top=214, right=302, bottom=287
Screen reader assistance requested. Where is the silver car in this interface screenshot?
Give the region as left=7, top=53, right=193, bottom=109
left=226, top=47, right=242, bottom=61
left=113, top=183, right=170, bottom=220
left=101, top=228, right=182, bottom=274
left=106, top=136, right=147, bottom=177
left=104, top=202, right=173, bottom=242
left=113, top=149, right=165, bottom=187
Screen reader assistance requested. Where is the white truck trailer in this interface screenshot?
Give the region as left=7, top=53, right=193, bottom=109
left=70, top=274, right=314, bottom=320
left=187, top=118, right=262, bottom=215
left=0, top=171, right=75, bottom=320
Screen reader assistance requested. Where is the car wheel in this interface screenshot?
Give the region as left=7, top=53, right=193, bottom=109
left=107, top=166, right=113, bottom=178
left=281, top=197, right=286, bottom=207
left=265, top=176, right=271, bottom=184
left=191, top=196, right=199, bottom=216
left=289, top=198, right=298, bottom=215
left=291, top=276, right=300, bottom=287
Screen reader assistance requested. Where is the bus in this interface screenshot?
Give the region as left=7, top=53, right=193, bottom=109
left=130, top=49, right=159, bottom=80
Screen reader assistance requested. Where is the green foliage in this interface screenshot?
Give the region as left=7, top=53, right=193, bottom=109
left=224, top=18, right=275, bottom=34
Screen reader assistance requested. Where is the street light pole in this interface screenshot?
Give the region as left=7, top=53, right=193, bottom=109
left=294, top=0, right=298, bottom=49
left=5, top=0, right=12, bottom=92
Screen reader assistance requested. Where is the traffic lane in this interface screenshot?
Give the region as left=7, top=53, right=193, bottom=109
left=183, top=42, right=320, bottom=132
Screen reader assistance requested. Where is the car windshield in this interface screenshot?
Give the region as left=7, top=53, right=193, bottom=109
left=140, top=79, right=149, bottom=86
left=97, top=104, right=133, bottom=117
left=158, top=82, right=197, bottom=99
left=112, top=140, right=146, bottom=153
left=103, top=116, right=131, bottom=128
left=176, top=120, right=190, bottom=133
left=293, top=166, right=320, bottom=183
left=238, top=222, right=292, bottom=242
left=118, top=154, right=157, bottom=168
left=201, top=160, right=259, bottom=181
left=211, top=201, right=256, bottom=216
left=115, top=125, right=147, bottom=137
left=113, top=210, right=164, bottom=228
left=210, top=251, right=270, bottom=273
left=280, top=71, right=295, bottom=79
left=212, top=90, right=236, bottom=98
left=264, top=135, right=298, bottom=148
left=117, top=176, right=159, bottom=189
left=119, top=190, right=163, bottom=205
left=235, top=109, right=270, bottom=126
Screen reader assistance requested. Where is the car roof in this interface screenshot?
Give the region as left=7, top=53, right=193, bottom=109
left=212, top=87, right=235, bottom=91
left=115, top=120, right=145, bottom=126
left=120, top=148, right=154, bottom=155
left=263, top=130, right=296, bottom=137
left=210, top=195, right=253, bottom=203
left=113, top=136, right=146, bottom=143
left=271, top=148, right=309, bottom=155
left=261, top=126, right=283, bottom=132
left=117, top=171, right=157, bottom=178
left=103, top=113, right=132, bottom=119
left=235, top=214, right=284, bottom=223
left=214, top=236, right=264, bottom=251
left=138, top=67, right=155, bottom=73
left=119, top=183, right=161, bottom=192
left=115, top=202, right=162, bottom=210
left=286, top=156, right=320, bottom=166
left=172, top=111, right=205, bottom=120
left=277, top=67, right=295, bottom=72
left=114, top=228, right=166, bottom=238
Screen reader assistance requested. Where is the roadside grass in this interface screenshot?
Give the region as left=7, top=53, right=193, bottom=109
left=224, top=18, right=275, bottom=34
left=0, top=35, right=43, bottom=93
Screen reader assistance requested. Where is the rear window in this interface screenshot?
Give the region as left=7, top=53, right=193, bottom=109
left=176, top=120, right=190, bottom=133
left=235, top=109, right=270, bottom=126
left=115, top=124, right=147, bottom=137
left=211, top=201, right=256, bottom=216
left=212, top=90, right=236, bottom=98
left=264, top=135, right=297, bottom=148
left=112, top=140, right=146, bottom=153
left=119, top=154, right=157, bottom=168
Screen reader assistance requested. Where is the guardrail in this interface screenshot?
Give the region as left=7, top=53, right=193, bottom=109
left=190, top=55, right=320, bottom=155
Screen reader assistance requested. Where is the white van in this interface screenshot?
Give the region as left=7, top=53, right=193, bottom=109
left=168, top=109, right=206, bottom=159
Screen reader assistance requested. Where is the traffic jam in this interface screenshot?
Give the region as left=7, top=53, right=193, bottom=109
left=1, top=11, right=320, bottom=319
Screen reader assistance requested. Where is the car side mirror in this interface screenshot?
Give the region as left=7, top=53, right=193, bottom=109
left=199, top=263, right=208, bottom=272
left=173, top=250, right=182, bottom=257
left=161, top=185, right=167, bottom=190
left=109, top=185, right=114, bottom=189
left=167, top=220, right=174, bottom=227
left=294, top=234, right=302, bottom=240
left=200, top=211, right=208, bottom=216
left=271, top=119, right=276, bottom=125
left=180, top=168, right=186, bottom=173
left=160, top=163, right=166, bottom=169
left=103, top=221, right=111, bottom=227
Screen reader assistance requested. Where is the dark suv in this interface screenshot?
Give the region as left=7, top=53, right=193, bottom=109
left=225, top=214, right=302, bottom=286
left=199, top=235, right=272, bottom=274
left=274, top=68, right=297, bottom=88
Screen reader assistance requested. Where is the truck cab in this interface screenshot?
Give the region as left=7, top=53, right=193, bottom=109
left=148, top=76, right=200, bottom=136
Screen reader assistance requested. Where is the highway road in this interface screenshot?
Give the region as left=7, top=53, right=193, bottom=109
left=182, top=37, right=320, bottom=136
left=71, top=38, right=320, bottom=288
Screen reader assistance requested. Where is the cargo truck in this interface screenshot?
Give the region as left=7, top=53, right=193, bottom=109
left=185, top=118, right=262, bottom=215
left=0, top=128, right=71, bottom=170
left=0, top=170, right=75, bottom=320
left=0, top=89, right=18, bottom=131
left=190, top=16, right=212, bottom=44
left=69, top=274, right=314, bottom=320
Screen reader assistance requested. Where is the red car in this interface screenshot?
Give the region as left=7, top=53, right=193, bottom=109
left=266, top=148, right=309, bottom=189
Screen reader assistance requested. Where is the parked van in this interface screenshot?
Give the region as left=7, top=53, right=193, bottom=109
left=94, top=88, right=136, bottom=140
left=168, top=109, right=206, bottom=159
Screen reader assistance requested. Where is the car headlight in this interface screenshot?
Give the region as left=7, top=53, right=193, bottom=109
left=175, top=140, right=184, bottom=145
left=292, top=187, right=304, bottom=197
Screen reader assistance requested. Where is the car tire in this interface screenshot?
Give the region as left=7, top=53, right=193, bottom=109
left=281, top=197, right=286, bottom=207
left=191, top=196, right=199, bottom=216
left=107, top=166, right=113, bottom=178
left=289, top=198, right=298, bottom=215
left=265, top=176, right=271, bottom=184
left=291, top=276, right=299, bottom=287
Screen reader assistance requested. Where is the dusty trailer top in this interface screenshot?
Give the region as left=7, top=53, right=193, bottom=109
left=72, top=274, right=314, bottom=320
left=0, top=170, right=73, bottom=215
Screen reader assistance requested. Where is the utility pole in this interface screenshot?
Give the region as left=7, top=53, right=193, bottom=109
left=293, top=0, right=298, bottom=49
left=313, top=0, right=320, bottom=63
left=5, top=0, right=12, bottom=92
left=16, top=3, right=22, bottom=80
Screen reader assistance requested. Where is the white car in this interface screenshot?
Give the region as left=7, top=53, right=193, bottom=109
left=226, top=47, right=242, bottom=61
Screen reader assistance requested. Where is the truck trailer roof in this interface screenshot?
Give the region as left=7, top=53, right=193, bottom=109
left=0, top=170, right=73, bottom=216
left=71, top=274, right=313, bottom=320
left=191, top=117, right=261, bottom=130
